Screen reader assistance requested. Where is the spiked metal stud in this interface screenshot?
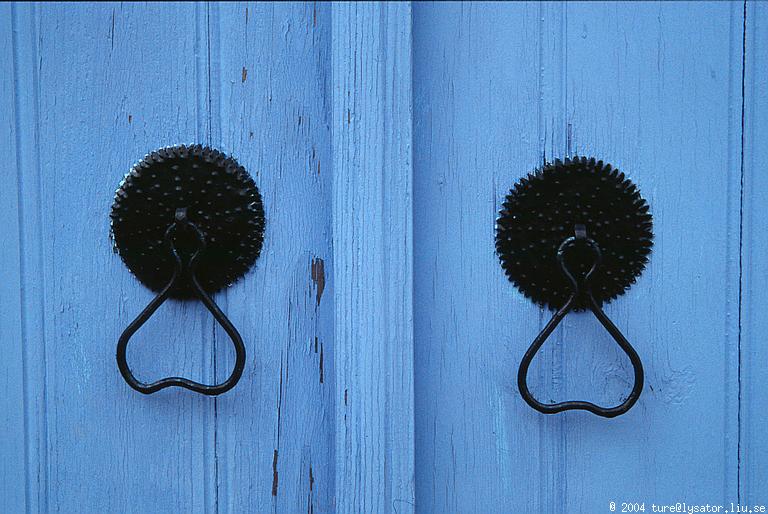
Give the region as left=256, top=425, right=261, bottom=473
left=110, top=144, right=265, bottom=298
left=496, top=156, right=653, bottom=311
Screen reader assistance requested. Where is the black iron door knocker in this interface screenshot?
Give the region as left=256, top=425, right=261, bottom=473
left=496, top=156, right=652, bottom=418
left=110, top=145, right=265, bottom=395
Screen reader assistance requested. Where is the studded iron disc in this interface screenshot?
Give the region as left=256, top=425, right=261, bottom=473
left=110, top=145, right=265, bottom=298
left=496, top=156, right=653, bottom=311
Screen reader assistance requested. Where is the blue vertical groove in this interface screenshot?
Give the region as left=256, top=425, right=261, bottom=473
left=195, top=4, right=219, bottom=514
left=736, top=0, right=747, bottom=502
left=723, top=0, right=748, bottom=503
left=332, top=3, right=415, bottom=513
left=210, top=4, right=221, bottom=512
left=7, top=6, right=27, bottom=511
left=8, top=4, right=49, bottom=513
left=741, top=0, right=768, bottom=503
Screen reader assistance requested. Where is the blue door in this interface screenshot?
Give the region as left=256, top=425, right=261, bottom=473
left=1, top=2, right=766, bottom=513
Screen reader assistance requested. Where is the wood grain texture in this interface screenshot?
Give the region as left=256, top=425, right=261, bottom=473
left=211, top=3, right=334, bottom=513
left=2, top=2, right=415, bottom=513
left=412, top=4, right=550, bottom=511
left=0, top=2, right=341, bottom=513
left=3, top=3, right=223, bottom=512
left=332, top=3, right=415, bottom=513
left=559, top=3, right=743, bottom=510
left=3, top=2, right=764, bottom=513
left=1, top=3, right=27, bottom=510
left=741, top=0, right=768, bottom=503
left=413, top=2, right=745, bottom=512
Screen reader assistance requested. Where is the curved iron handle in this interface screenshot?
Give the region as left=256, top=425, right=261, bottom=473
left=517, top=226, right=644, bottom=418
left=116, top=209, right=246, bottom=396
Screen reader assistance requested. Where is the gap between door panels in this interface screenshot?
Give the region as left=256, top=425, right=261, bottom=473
left=738, top=0, right=768, bottom=504
left=736, top=1, right=747, bottom=502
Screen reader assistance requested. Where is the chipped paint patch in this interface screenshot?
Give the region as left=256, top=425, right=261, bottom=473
left=272, top=449, right=279, bottom=496
left=319, top=342, right=324, bottom=384
left=311, top=257, right=325, bottom=306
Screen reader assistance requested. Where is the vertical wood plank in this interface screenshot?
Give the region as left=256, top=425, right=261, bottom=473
left=5, top=3, right=218, bottom=512
left=741, top=0, right=768, bottom=502
left=212, top=3, right=335, bottom=513
left=412, top=3, right=566, bottom=512
left=561, top=2, right=742, bottom=509
left=5, top=5, right=56, bottom=512
left=332, top=3, right=415, bottom=512
left=0, top=3, right=28, bottom=511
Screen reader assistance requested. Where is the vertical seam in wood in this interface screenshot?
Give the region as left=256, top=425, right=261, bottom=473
left=197, top=3, right=220, bottom=512
left=207, top=4, right=222, bottom=511
left=195, top=3, right=207, bottom=144
left=563, top=5, right=571, bottom=158
left=737, top=0, right=747, bottom=503
left=559, top=5, right=569, bottom=511
left=722, top=1, right=746, bottom=503
left=537, top=2, right=545, bottom=163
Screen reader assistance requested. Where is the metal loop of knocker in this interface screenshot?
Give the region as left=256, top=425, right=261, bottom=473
left=116, top=208, right=246, bottom=396
left=112, top=145, right=263, bottom=396
left=517, top=224, right=644, bottom=418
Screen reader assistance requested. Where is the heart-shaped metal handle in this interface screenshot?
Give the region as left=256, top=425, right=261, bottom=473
left=116, top=209, right=246, bottom=396
left=517, top=227, right=644, bottom=418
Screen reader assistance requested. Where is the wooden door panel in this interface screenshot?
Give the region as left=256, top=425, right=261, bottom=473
left=0, top=3, right=337, bottom=512
left=2, top=2, right=765, bottom=513
left=412, top=2, right=747, bottom=512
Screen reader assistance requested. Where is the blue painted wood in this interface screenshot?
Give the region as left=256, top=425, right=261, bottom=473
left=0, top=3, right=27, bottom=510
left=332, top=3, right=415, bottom=513
left=3, top=2, right=764, bottom=513
left=413, top=2, right=746, bottom=512
left=556, top=4, right=744, bottom=509
left=210, top=3, right=335, bottom=512
left=742, top=0, right=768, bottom=503
left=413, top=5, right=577, bottom=511
left=2, top=2, right=412, bottom=512
left=4, top=3, right=219, bottom=512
